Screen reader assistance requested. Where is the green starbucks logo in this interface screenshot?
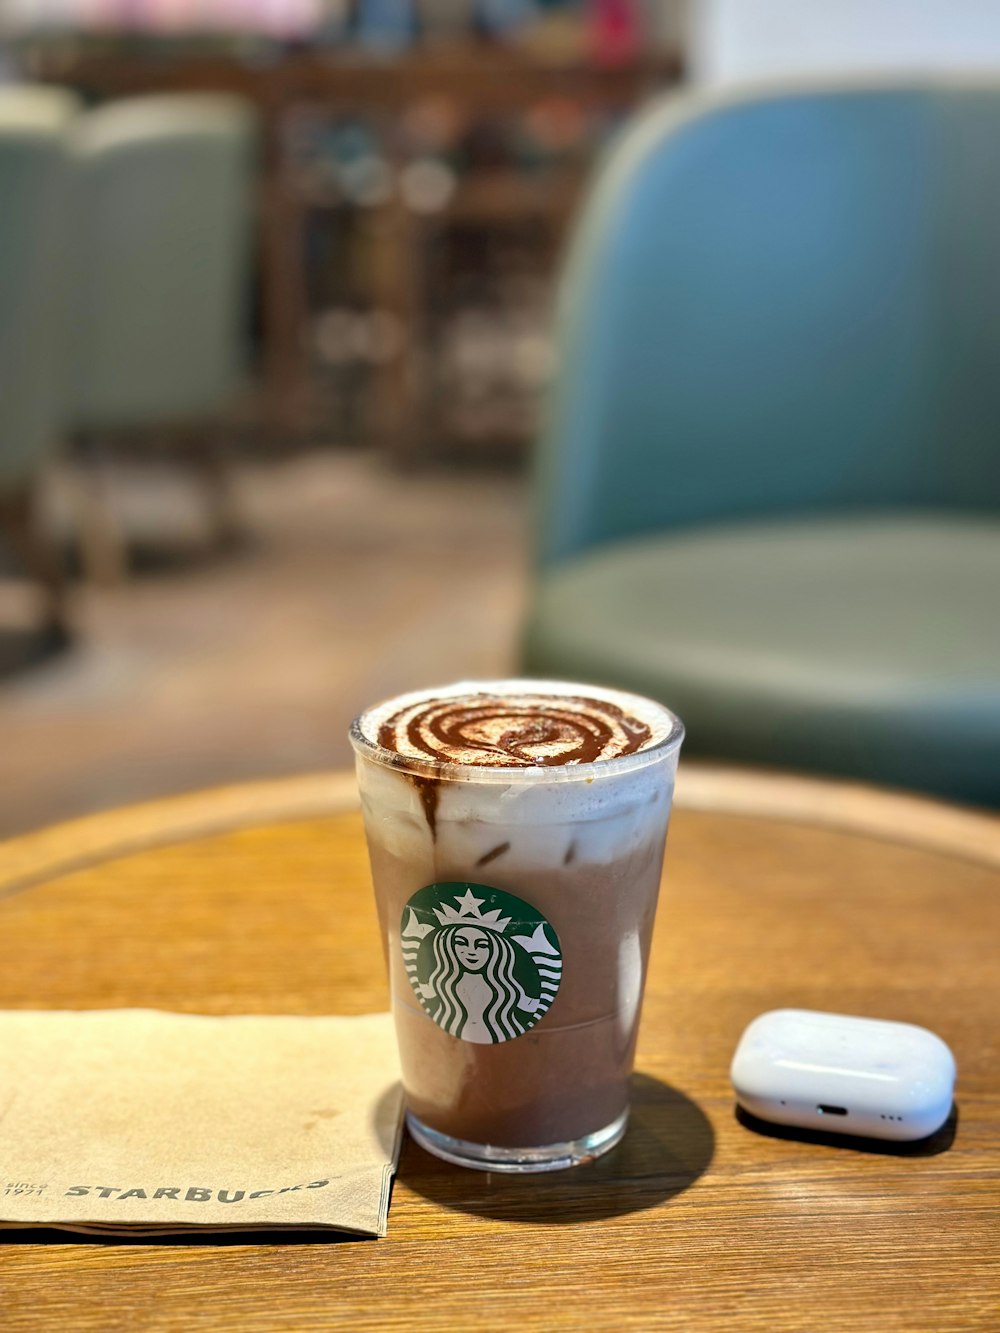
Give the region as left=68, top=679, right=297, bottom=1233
left=401, top=883, right=562, bottom=1045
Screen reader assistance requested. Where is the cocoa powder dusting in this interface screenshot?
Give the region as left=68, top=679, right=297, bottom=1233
left=376, top=691, right=653, bottom=769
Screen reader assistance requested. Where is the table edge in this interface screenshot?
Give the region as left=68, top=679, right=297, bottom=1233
left=1, top=765, right=998, bottom=901
left=0, top=772, right=360, bottom=901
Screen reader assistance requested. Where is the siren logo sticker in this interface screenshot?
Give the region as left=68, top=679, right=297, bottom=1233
left=400, top=883, right=562, bottom=1044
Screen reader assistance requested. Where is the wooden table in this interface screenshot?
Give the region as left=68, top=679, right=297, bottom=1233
left=2, top=768, right=998, bottom=1331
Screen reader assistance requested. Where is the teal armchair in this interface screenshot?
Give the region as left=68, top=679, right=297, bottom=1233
left=67, top=94, right=257, bottom=579
left=0, top=85, right=78, bottom=658
left=523, top=83, right=1000, bottom=807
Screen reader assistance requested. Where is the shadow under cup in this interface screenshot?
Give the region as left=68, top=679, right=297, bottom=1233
left=350, top=680, right=684, bottom=1173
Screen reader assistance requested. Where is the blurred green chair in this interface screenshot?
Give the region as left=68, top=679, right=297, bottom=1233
left=0, top=85, right=78, bottom=660
left=523, top=82, right=1000, bottom=808
left=67, top=94, right=257, bottom=581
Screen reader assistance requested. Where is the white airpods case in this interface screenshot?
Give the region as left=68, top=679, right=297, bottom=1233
left=731, top=1009, right=956, bottom=1142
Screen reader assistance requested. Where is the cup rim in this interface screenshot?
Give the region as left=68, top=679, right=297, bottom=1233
left=348, top=678, right=685, bottom=784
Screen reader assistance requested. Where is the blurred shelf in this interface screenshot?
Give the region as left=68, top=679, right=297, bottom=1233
left=282, top=49, right=681, bottom=112
left=33, top=45, right=682, bottom=460
left=296, top=170, right=581, bottom=221
left=448, top=170, right=582, bottom=222
left=29, top=47, right=681, bottom=108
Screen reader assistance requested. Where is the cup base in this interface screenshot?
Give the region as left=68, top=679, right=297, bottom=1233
left=405, top=1107, right=629, bottom=1173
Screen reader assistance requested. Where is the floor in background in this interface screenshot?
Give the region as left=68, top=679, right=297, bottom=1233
left=0, top=449, right=527, bottom=839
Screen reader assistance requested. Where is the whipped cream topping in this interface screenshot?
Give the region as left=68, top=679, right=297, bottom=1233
left=375, top=689, right=656, bottom=768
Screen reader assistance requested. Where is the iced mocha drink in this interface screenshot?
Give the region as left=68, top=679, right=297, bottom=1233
left=350, top=680, right=683, bottom=1172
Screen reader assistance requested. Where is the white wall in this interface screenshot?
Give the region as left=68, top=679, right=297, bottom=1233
left=689, top=0, right=1000, bottom=86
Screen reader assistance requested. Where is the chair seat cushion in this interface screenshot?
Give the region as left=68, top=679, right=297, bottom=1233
left=523, top=515, right=1000, bottom=806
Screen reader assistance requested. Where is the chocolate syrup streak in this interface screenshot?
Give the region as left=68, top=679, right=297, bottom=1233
left=377, top=693, right=653, bottom=772
left=412, top=775, right=441, bottom=838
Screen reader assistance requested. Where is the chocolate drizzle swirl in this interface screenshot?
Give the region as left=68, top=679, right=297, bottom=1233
left=376, top=691, right=653, bottom=769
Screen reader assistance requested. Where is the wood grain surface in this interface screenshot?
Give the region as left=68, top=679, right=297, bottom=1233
left=1, top=768, right=998, bottom=1332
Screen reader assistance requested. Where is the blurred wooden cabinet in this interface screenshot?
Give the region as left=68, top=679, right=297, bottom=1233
left=36, top=48, right=680, bottom=460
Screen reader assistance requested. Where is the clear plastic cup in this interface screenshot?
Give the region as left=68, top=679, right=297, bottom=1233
left=350, top=679, right=684, bottom=1172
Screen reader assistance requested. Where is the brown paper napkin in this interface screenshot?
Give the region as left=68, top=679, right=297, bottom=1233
left=0, top=1009, right=403, bottom=1237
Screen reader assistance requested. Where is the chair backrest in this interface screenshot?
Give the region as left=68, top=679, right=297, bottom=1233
left=67, top=94, right=257, bottom=430
left=534, top=81, right=1000, bottom=567
left=0, top=85, right=77, bottom=488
